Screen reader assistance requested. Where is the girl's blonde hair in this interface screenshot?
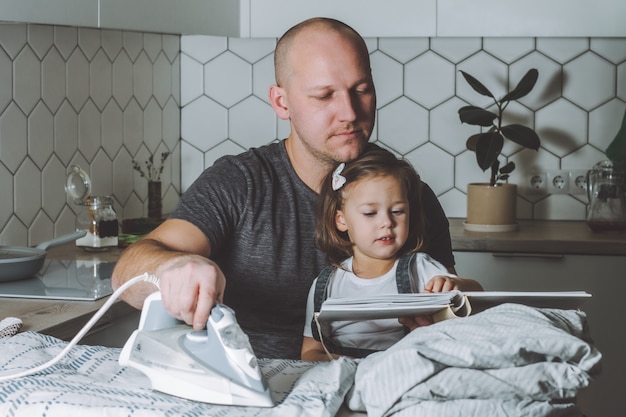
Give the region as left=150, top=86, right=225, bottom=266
left=315, top=145, right=425, bottom=267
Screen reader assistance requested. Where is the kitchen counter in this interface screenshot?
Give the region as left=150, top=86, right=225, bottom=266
left=0, top=245, right=135, bottom=342
left=449, top=218, right=626, bottom=256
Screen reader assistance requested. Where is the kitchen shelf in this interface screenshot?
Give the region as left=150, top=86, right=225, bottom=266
left=450, top=218, right=626, bottom=256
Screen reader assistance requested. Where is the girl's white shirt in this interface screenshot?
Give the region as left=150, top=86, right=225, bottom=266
left=303, top=253, right=454, bottom=350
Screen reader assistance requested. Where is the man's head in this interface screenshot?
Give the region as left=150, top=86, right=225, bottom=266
left=269, top=18, right=376, bottom=166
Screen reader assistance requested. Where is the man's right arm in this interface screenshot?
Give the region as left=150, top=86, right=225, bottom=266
left=111, top=218, right=226, bottom=330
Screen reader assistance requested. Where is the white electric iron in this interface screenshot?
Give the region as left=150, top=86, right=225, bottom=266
left=119, top=292, right=274, bottom=407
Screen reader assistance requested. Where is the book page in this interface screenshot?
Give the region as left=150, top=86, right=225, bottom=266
left=316, top=291, right=591, bottom=321
left=317, top=291, right=466, bottom=321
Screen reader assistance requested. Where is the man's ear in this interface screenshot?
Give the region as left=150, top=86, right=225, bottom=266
left=335, top=211, right=348, bottom=232
left=269, top=84, right=289, bottom=120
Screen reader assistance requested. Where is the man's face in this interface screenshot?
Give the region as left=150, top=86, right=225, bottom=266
left=280, top=30, right=376, bottom=164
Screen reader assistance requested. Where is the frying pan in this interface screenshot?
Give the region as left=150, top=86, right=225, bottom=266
left=0, top=231, right=87, bottom=282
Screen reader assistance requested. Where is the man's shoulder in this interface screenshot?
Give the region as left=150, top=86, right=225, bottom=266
left=205, top=141, right=288, bottom=182
left=221, top=141, right=285, bottom=166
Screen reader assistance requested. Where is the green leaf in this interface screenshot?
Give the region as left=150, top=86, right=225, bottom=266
left=475, top=131, right=504, bottom=171
left=500, top=124, right=541, bottom=150
left=501, top=68, right=539, bottom=103
left=460, top=71, right=495, bottom=99
left=499, top=161, right=515, bottom=174
left=466, top=133, right=482, bottom=151
left=606, top=107, right=626, bottom=162
left=459, top=106, right=498, bottom=127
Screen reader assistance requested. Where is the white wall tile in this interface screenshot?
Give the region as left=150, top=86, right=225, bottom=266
left=378, top=97, right=428, bottom=154
left=0, top=24, right=27, bottom=59
left=228, top=37, right=275, bottom=63
left=405, top=51, right=455, bottom=109
left=181, top=35, right=226, bottom=64
left=28, top=102, right=54, bottom=169
left=509, top=52, right=561, bottom=111
left=0, top=48, right=11, bottom=112
left=483, top=38, right=534, bottom=64
left=536, top=100, right=587, bottom=157
left=229, top=97, right=276, bottom=149
left=41, top=48, right=67, bottom=113
left=405, top=142, right=454, bottom=196
left=101, top=29, right=123, bottom=60
left=27, top=25, right=54, bottom=59
left=180, top=54, right=204, bottom=105
left=377, top=38, right=429, bottom=63
left=67, top=49, right=90, bottom=111
left=14, top=158, right=41, bottom=225
left=181, top=96, right=227, bottom=151
left=133, top=52, right=153, bottom=108
left=0, top=104, right=28, bottom=173
left=564, top=52, right=615, bottom=111
left=430, top=37, right=480, bottom=63
left=536, top=38, right=588, bottom=64
left=589, top=99, right=626, bottom=151
left=370, top=51, right=403, bottom=107
left=0, top=164, right=12, bottom=231
left=78, top=27, right=101, bottom=60
left=90, top=50, right=112, bottom=111
left=14, top=46, right=41, bottom=115
left=0, top=23, right=180, bottom=243
left=430, top=97, right=474, bottom=155
left=252, top=55, right=274, bottom=104
left=204, top=52, right=252, bottom=108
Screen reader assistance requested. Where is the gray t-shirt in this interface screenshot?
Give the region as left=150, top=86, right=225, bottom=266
left=172, top=141, right=453, bottom=359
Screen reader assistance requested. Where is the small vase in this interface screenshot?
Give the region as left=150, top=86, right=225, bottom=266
left=147, top=181, right=162, bottom=220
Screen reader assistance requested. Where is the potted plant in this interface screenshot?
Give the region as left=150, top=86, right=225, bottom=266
left=458, top=68, right=541, bottom=231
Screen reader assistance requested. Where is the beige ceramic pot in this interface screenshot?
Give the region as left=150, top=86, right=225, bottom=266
left=465, top=183, right=518, bottom=232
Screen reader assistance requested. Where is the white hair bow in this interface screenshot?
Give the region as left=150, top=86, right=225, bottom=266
left=332, top=163, right=346, bottom=191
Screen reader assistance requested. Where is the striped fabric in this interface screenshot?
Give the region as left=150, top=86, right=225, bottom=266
left=347, top=304, right=601, bottom=417
left=0, top=331, right=356, bottom=417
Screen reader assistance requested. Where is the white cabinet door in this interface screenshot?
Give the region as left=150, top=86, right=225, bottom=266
left=99, top=0, right=242, bottom=35
left=247, top=0, right=436, bottom=38
left=454, top=251, right=625, bottom=417
left=2, top=0, right=436, bottom=37
left=4, top=0, right=625, bottom=37
left=0, top=0, right=97, bottom=27
left=438, top=0, right=626, bottom=37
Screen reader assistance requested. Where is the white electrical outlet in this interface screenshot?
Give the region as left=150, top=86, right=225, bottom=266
left=528, top=172, right=548, bottom=194
left=569, top=170, right=588, bottom=195
left=547, top=170, right=569, bottom=194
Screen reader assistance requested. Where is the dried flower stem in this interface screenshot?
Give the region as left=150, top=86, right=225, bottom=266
left=132, top=151, right=170, bottom=181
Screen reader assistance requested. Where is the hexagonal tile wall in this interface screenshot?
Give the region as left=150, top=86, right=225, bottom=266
left=0, top=24, right=181, bottom=245
left=180, top=34, right=626, bottom=223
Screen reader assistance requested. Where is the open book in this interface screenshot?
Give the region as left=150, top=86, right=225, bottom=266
left=315, top=291, right=592, bottom=323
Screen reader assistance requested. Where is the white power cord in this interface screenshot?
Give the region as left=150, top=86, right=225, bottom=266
left=0, top=272, right=159, bottom=382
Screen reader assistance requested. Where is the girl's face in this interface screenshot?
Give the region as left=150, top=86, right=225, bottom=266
left=335, top=174, right=409, bottom=266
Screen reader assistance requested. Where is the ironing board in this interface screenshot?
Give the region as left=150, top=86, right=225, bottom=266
left=0, top=304, right=600, bottom=417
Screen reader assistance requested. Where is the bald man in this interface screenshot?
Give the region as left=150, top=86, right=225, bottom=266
left=112, top=17, right=454, bottom=359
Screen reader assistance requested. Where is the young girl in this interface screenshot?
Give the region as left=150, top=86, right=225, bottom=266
left=301, top=146, right=483, bottom=361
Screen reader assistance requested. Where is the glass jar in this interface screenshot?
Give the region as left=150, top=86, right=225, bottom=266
left=65, top=165, right=119, bottom=251
left=586, top=160, right=626, bottom=232
left=75, top=196, right=119, bottom=250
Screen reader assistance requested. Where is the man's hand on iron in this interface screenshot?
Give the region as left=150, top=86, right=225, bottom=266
left=157, top=255, right=226, bottom=330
